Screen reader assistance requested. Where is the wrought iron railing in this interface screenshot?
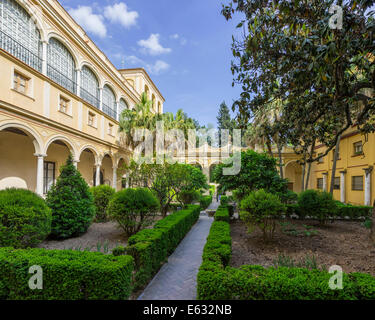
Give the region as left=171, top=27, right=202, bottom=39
left=80, top=87, right=100, bottom=109
left=102, top=103, right=117, bottom=120
left=0, top=30, right=42, bottom=72
left=47, top=64, right=77, bottom=94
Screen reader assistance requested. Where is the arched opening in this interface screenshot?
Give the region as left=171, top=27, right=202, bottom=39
left=44, top=139, right=75, bottom=194
left=117, top=158, right=127, bottom=189
left=144, top=85, right=150, bottom=99
left=0, top=0, right=42, bottom=71
left=119, top=98, right=129, bottom=116
left=0, top=126, right=40, bottom=191
left=78, top=148, right=97, bottom=187
left=101, top=154, right=114, bottom=187
left=80, top=65, right=100, bottom=108
left=151, top=94, right=156, bottom=111
left=285, top=161, right=303, bottom=193
left=158, top=102, right=162, bottom=114
left=191, top=163, right=203, bottom=171
left=47, top=37, right=77, bottom=93
left=102, top=85, right=117, bottom=119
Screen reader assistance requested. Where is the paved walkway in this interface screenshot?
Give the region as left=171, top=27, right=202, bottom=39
left=138, top=202, right=219, bottom=300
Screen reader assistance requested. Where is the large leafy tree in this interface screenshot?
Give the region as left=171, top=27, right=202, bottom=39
left=212, top=150, right=289, bottom=202
left=223, top=0, right=375, bottom=191
left=217, top=101, right=235, bottom=146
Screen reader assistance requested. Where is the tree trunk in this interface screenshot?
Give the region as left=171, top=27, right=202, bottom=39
left=370, top=201, right=375, bottom=245
left=329, top=135, right=342, bottom=195
left=301, top=163, right=306, bottom=192
left=277, top=143, right=284, bottom=179
left=305, top=162, right=312, bottom=190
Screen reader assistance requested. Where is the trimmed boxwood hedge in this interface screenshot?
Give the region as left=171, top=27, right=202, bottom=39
left=0, top=248, right=134, bottom=300
left=127, top=205, right=200, bottom=289
left=197, top=210, right=375, bottom=300
left=214, top=205, right=231, bottom=223
left=200, top=196, right=212, bottom=210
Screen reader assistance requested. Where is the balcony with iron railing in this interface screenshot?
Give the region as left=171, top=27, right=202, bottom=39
left=80, top=87, right=100, bottom=109
left=0, top=30, right=42, bottom=72
left=47, top=64, right=77, bottom=94
left=102, top=102, right=117, bottom=120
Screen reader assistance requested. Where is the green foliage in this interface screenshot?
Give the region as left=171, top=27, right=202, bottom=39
left=200, top=195, right=212, bottom=210
left=178, top=190, right=201, bottom=206
left=90, top=185, right=116, bottom=222
left=215, top=205, right=230, bottom=223
left=46, top=154, right=95, bottom=239
left=240, top=189, right=286, bottom=242
left=127, top=205, right=200, bottom=289
left=197, top=208, right=375, bottom=300
left=220, top=195, right=228, bottom=206
left=0, top=189, right=51, bottom=248
left=273, top=254, right=320, bottom=270
left=112, top=246, right=127, bottom=256
left=335, top=202, right=372, bottom=220
left=0, top=248, right=134, bottom=300
left=297, top=190, right=337, bottom=225
left=213, top=150, right=289, bottom=202
left=108, top=188, right=159, bottom=237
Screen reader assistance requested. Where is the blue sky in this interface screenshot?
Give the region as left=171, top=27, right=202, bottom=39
left=59, top=0, right=242, bottom=127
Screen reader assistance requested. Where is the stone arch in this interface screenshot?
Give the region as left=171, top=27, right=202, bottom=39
left=78, top=144, right=100, bottom=164
left=0, top=121, right=43, bottom=154
left=79, top=61, right=104, bottom=88
left=284, top=160, right=303, bottom=192
left=46, top=32, right=80, bottom=67
left=44, top=135, right=77, bottom=158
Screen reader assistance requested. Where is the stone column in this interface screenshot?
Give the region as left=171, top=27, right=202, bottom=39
left=73, top=159, right=79, bottom=169
left=112, top=166, right=118, bottom=191
left=99, top=88, right=103, bottom=112
left=35, top=154, right=46, bottom=196
left=76, top=69, right=81, bottom=97
left=364, top=167, right=373, bottom=206
left=322, top=172, right=328, bottom=192
left=95, top=163, right=101, bottom=187
left=42, top=41, right=48, bottom=75
left=340, top=170, right=346, bottom=203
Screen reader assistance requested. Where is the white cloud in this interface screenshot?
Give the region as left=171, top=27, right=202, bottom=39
left=170, top=34, right=179, bottom=39
left=170, top=33, right=187, bottom=45
left=69, top=6, right=107, bottom=38
left=104, top=3, right=139, bottom=29
left=126, top=55, right=170, bottom=75
left=138, top=34, right=171, bottom=56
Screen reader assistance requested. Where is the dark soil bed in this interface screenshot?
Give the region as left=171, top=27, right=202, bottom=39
left=230, top=219, right=375, bottom=275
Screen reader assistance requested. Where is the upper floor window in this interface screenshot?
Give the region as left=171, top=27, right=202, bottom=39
left=353, top=141, right=363, bottom=156
left=59, top=96, right=70, bottom=115
left=352, top=176, right=364, bottom=191
left=119, top=98, right=128, bottom=116
left=80, top=66, right=100, bottom=108
left=158, top=102, right=162, bottom=114
left=318, top=153, right=324, bottom=163
left=0, top=0, right=42, bottom=71
left=102, top=85, right=117, bottom=119
left=317, top=178, right=323, bottom=190
left=47, top=38, right=76, bottom=94
left=13, top=71, right=29, bottom=95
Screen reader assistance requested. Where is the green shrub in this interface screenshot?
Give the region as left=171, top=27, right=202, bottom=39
left=215, top=205, right=230, bottom=223
left=336, top=202, right=372, bottom=219
left=112, top=246, right=127, bottom=256
left=127, top=205, right=200, bottom=289
left=298, top=190, right=337, bottom=224
left=227, top=204, right=234, bottom=218
left=200, top=195, right=212, bottom=210
left=240, top=189, right=286, bottom=242
left=0, top=189, right=51, bottom=248
left=46, top=154, right=95, bottom=239
left=108, top=188, right=159, bottom=237
left=178, top=190, right=200, bottom=206
left=220, top=195, right=229, bottom=206
left=0, top=248, right=134, bottom=300
left=90, top=185, right=116, bottom=222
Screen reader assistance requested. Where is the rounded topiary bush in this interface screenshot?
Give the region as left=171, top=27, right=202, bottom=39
left=0, top=188, right=52, bottom=248
left=90, top=185, right=116, bottom=222
left=297, top=189, right=337, bottom=224
left=46, top=154, right=95, bottom=239
left=108, top=188, right=159, bottom=237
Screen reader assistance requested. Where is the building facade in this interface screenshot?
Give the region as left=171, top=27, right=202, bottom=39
left=0, top=0, right=164, bottom=195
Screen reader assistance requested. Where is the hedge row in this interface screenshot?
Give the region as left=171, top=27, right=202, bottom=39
left=0, top=248, right=134, bottom=300
left=214, top=205, right=231, bottom=223
left=286, top=203, right=372, bottom=220
left=127, top=205, right=200, bottom=289
left=200, top=196, right=212, bottom=210
left=197, top=213, right=375, bottom=300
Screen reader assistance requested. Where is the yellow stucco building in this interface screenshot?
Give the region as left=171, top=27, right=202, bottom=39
left=0, top=0, right=164, bottom=196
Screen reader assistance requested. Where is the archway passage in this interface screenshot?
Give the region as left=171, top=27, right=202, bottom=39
left=101, top=154, right=114, bottom=187
left=209, top=164, right=219, bottom=184
left=285, top=161, right=303, bottom=193
left=0, top=127, right=39, bottom=191
left=78, top=148, right=97, bottom=187
left=44, top=139, right=74, bottom=194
